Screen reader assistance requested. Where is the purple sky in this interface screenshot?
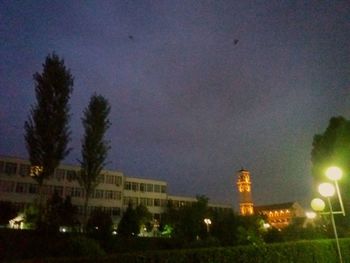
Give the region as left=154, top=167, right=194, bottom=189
left=1, top=1, right=349, bottom=209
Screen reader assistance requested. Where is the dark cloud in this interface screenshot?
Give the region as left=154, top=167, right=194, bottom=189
left=1, top=1, right=350, bottom=208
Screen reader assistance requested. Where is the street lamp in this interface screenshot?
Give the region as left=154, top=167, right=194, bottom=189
left=310, top=166, right=346, bottom=263
left=325, top=167, right=345, bottom=216
left=316, top=183, right=343, bottom=263
left=204, top=218, right=212, bottom=233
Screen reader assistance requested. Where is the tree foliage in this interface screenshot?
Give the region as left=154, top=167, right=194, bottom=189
left=117, top=203, right=140, bottom=237
left=24, top=53, right=73, bottom=186
left=78, top=94, right=111, bottom=223
left=311, top=116, right=350, bottom=184
left=210, top=209, right=240, bottom=245
left=0, top=201, right=17, bottom=225
left=44, top=192, right=78, bottom=232
left=162, top=195, right=210, bottom=241
left=87, top=208, right=113, bottom=237
left=311, top=116, right=350, bottom=230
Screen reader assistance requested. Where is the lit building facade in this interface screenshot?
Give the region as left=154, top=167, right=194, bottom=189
left=236, top=169, right=254, bottom=215
left=254, top=202, right=305, bottom=229
left=0, top=155, right=232, bottom=226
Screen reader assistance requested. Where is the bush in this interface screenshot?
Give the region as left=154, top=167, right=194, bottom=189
left=33, top=238, right=350, bottom=263
left=3, top=230, right=350, bottom=263
left=0, top=229, right=104, bottom=261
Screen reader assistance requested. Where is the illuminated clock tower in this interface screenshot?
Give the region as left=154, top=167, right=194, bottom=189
left=236, top=169, right=254, bottom=215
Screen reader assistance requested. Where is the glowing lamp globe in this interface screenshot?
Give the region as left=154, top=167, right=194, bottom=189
left=305, top=211, right=317, bottom=219
left=311, top=198, right=325, bottom=212
left=318, top=183, right=335, bottom=197
left=325, top=167, right=342, bottom=181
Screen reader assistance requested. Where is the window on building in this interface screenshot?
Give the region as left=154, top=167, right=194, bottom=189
left=65, top=186, right=73, bottom=196
left=105, top=175, right=113, bottom=184
left=160, top=199, right=167, bottom=207
left=53, top=186, right=63, bottom=196
left=0, top=161, right=4, bottom=173
left=72, top=187, right=83, bottom=198
left=147, top=184, right=153, bottom=192
left=154, top=198, right=160, bottom=207
left=161, top=185, right=166, bottom=193
left=19, top=164, right=30, bottom=177
left=55, top=169, right=65, bottom=181
left=93, top=189, right=104, bottom=199
left=140, top=183, right=146, bottom=192
left=124, top=181, right=132, bottom=190
left=116, top=176, right=122, bottom=186
left=140, top=198, right=147, bottom=206
left=66, top=170, right=77, bottom=182
left=15, top=183, right=27, bottom=193
left=154, top=185, right=161, bottom=193
left=105, top=190, right=117, bottom=200
left=28, top=184, right=38, bottom=194
left=131, top=182, right=138, bottom=191
left=5, top=162, right=17, bottom=175
left=147, top=198, right=153, bottom=206
left=123, top=196, right=138, bottom=205
left=0, top=180, right=15, bottom=192
left=98, top=174, right=105, bottom=184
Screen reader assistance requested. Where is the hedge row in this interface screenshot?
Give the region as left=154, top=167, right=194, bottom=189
left=0, top=230, right=105, bottom=261
left=16, top=238, right=350, bottom=263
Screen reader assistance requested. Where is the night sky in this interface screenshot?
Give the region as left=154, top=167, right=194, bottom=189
left=1, top=1, right=349, bottom=209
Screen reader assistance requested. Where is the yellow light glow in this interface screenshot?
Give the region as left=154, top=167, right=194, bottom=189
left=311, top=198, right=325, bottom=212
left=305, top=211, right=317, bottom=219
left=318, top=182, right=335, bottom=197
left=204, top=218, right=212, bottom=225
left=30, top=165, right=43, bottom=177
left=325, top=167, right=342, bottom=181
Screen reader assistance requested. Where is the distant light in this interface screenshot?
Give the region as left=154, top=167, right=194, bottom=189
left=112, top=231, right=117, bottom=235
left=95, top=226, right=99, bottom=230
left=263, top=223, right=270, bottom=229
left=311, top=198, right=325, bottom=212
left=326, top=167, right=342, bottom=181
left=305, top=211, right=317, bottom=219
left=204, top=218, right=212, bottom=225
left=318, top=183, right=335, bottom=197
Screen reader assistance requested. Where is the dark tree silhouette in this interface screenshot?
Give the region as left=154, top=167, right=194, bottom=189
left=311, top=116, right=350, bottom=231
left=117, top=203, right=140, bottom=237
left=0, top=201, right=17, bottom=226
left=78, top=94, right=111, bottom=227
left=24, top=53, right=73, bottom=223
left=311, top=116, right=350, bottom=184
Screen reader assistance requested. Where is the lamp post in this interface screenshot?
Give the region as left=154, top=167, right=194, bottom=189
left=317, top=182, right=343, bottom=263
left=204, top=218, right=212, bottom=233
left=311, top=166, right=346, bottom=263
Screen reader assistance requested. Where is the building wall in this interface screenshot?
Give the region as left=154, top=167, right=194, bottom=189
left=0, top=156, right=233, bottom=225
left=255, top=202, right=305, bottom=229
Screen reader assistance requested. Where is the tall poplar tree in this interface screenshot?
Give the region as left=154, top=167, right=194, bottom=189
left=78, top=94, right=111, bottom=226
left=24, top=53, right=73, bottom=220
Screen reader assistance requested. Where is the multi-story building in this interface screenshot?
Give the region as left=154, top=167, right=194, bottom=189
left=0, top=155, right=232, bottom=227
